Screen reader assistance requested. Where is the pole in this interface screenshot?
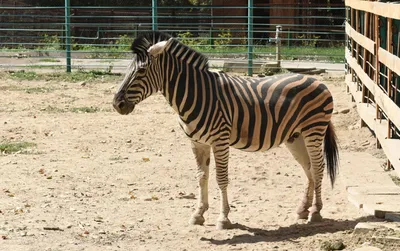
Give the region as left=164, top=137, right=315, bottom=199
left=276, top=25, right=282, bottom=68
left=152, top=0, right=158, bottom=30
left=247, top=0, right=253, bottom=76
left=65, top=0, right=71, bottom=72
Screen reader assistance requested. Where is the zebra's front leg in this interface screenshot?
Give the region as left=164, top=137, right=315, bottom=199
left=212, top=142, right=232, bottom=230
left=189, top=141, right=211, bottom=226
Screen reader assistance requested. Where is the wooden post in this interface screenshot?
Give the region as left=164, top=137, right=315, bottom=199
left=386, top=18, right=393, bottom=167
left=374, top=13, right=382, bottom=149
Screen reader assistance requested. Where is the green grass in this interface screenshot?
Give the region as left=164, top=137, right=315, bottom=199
left=71, top=106, right=99, bottom=113
left=194, top=45, right=344, bottom=63
left=23, top=65, right=63, bottom=69
left=39, top=58, right=61, bottom=63
left=0, top=142, right=37, bottom=154
left=3, top=70, right=121, bottom=83
left=9, top=71, right=38, bottom=81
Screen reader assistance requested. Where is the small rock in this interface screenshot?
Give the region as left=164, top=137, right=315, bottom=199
left=339, top=108, right=350, bottom=114
left=80, top=81, right=87, bottom=87
left=321, top=240, right=345, bottom=250
left=352, top=103, right=357, bottom=108
left=126, top=139, right=132, bottom=143
left=332, top=110, right=338, bottom=114
left=171, top=129, right=175, bottom=132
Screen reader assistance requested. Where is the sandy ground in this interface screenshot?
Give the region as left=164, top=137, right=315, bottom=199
left=0, top=72, right=398, bottom=251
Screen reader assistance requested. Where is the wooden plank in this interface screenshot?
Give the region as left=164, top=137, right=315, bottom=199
left=346, top=22, right=376, bottom=55
left=378, top=47, right=400, bottom=77
left=346, top=74, right=400, bottom=176
left=348, top=186, right=400, bottom=196
left=346, top=0, right=400, bottom=20
left=346, top=51, right=400, bottom=130
left=348, top=194, right=400, bottom=210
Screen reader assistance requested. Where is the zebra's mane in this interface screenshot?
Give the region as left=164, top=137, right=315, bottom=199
left=131, top=31, right=172, bottom=56
left=131, top=31, right=209, bottom=71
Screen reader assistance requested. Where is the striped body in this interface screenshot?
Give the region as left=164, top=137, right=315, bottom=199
left=174, top=72, right=333, bottom=152
left=113, top=32, right=339, bottom=229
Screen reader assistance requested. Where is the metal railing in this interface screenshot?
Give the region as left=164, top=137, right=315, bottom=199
left=0, top=1, right=346, bottom=75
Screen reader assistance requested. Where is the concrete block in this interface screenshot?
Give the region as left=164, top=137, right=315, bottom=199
left=363, top=203, right=400, bottom=218
left=385, top=213, right=400, bottom=222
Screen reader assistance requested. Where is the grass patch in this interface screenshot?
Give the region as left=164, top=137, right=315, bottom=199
left=9, top=71, right=38, bottom=81
left=25, top=87, right=53, bottom=93
left=39, top=58, right=61, bottom=63
left=0, top=142, right=37, bottom=154
left=41, top=105, right=65, bottom=113
left=23, top=65, right=63, bottom=69
left=391, top=174, right=400, bottom=186
left=2, top=70, right=121, bottom=83
left=71, top=106, right=99, bottom=113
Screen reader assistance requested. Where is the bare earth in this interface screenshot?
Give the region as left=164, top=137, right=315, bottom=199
left=0, top=72, right=397, bottom=251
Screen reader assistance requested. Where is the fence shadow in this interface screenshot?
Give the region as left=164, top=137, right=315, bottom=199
left=200, top=216, right=382, bottom=245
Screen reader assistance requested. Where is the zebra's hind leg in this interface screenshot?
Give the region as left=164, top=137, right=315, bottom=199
left=212, top=142, right=232, bottom=230
left=303, top=133, right=326, bottom=222
left=189, top=141, right=211, bottom=226
left=285, top=134, right=314, bottom=220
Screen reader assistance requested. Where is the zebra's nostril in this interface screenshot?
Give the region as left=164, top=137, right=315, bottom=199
left=118, top=101, right=125, bottom=110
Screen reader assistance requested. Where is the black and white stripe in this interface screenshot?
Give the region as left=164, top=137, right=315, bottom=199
left=113, top=31, right=339, bottom=228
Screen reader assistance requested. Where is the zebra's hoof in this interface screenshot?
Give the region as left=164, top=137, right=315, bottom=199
left=297, top=210, right=310, bottom=220
left=189, top=215, right=205, bottom=225
left=308, top=212, right=323, bottom=223
left=216, top=218, right=232, bottom=230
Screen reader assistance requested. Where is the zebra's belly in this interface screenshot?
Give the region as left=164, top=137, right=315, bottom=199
left=228, top=126, right=289, bottom=152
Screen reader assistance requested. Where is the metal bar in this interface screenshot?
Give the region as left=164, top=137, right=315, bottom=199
left=247, top=0, right=253, bottom=76
left=152, top=0, right=158, bottom=30
left=65, top=0, right=71, bottom=72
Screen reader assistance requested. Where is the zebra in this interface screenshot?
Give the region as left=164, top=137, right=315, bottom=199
left=113, top=31, right=339, bottom=230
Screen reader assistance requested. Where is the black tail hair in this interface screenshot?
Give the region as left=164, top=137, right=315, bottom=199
left=324, top=121, right=339, bottom=187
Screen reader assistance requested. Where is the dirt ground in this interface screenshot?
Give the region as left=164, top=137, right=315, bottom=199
left=0, top=72, right=398, bottom=251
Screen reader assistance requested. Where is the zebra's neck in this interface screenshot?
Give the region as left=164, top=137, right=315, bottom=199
left=159, top=56, right=218, bottom=123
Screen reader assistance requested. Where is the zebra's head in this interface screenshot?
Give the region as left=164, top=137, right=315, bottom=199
left=113, top=31, right=172, bottom=115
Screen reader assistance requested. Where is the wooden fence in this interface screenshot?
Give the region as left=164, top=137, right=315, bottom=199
left=345, top=0, right=400, bottom=176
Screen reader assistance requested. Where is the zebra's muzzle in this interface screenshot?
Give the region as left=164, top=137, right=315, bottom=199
left=113, top=92, right=135, bottom=115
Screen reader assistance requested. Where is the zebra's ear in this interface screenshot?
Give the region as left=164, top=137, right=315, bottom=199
left=147, top=38, right=173, bottom=56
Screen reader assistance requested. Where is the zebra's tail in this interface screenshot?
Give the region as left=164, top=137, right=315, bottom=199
left=324, top=121, right=339, bottom=188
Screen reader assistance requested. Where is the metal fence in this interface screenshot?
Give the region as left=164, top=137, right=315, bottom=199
left=0, top=1, right=346, bottom=75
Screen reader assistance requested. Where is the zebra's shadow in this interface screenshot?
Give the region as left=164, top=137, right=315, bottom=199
left=200, top=216, right=381, bottom=245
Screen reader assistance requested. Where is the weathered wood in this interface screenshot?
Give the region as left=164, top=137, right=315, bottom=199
left=378, top=47, right=400, bottom=77
left=346, top=51, right=400, bottom=131
left=346, top=74, right=400, bottom=176
left=346, top=22, right=376, bottom=55
left=346, top=0, right=400, bottom=20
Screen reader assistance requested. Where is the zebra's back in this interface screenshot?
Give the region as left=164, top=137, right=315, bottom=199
left=216, top=73, right=333, bottom=152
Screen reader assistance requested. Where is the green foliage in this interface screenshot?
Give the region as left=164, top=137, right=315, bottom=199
left=40, top=34, right=62, bottom=51
left=177, top=31, right=208, bottom=49
left=0, top=142, right=37, bottom=154
left=215, top=29, right=232, bottom=47
left=296, top=34, right=321, bottom=47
